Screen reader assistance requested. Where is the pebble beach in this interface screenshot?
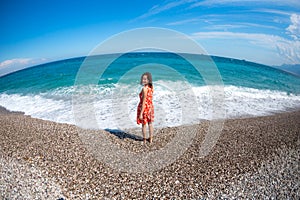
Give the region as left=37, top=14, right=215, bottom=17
left=0, top=106, right=299, bottom=199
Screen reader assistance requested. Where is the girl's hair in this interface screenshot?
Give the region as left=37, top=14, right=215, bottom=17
left=140, top=72, right=153, bottom=88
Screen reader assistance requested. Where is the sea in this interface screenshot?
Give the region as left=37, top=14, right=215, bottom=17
left=0, top=52, right=300, bottom=129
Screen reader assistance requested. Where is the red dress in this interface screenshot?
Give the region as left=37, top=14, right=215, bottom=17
left=137, top=85, right=154, bottom=125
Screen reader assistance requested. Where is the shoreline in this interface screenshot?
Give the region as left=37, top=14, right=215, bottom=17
left=0, top=105, right=25, bottom=115
left=1, top=104, right=300, bottom=130
left=0, top=105, right=299, bottom=199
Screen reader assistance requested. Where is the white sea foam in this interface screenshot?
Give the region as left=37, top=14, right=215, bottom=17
left=0, top=83, right=300, bottom=129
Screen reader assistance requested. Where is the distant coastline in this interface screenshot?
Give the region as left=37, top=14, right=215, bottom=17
left=273, top=64, right=300, bottom=77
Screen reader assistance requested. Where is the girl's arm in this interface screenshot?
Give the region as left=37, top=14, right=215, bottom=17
left=139, top=86, right=148, bottom=119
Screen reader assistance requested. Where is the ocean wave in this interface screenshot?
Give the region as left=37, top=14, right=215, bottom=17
left=0, top=84, right=299, bottom=129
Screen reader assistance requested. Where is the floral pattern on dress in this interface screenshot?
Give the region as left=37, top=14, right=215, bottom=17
left=137, top=85, right=154, bottom=125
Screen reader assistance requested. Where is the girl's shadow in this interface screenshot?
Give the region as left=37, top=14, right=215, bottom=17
left=104, top=128, right=143, bottom=141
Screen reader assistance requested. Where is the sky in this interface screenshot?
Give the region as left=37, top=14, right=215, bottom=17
left=0, top=0, right=300, bottom=76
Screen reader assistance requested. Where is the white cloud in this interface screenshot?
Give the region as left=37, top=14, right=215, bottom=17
left=167, top=18, right=200, bottom=26
left=0, top=58, right=47, bottom=76
left=203, top=24, right=246, bottom=31
left=167, top=16, right=280, bottom=31
left=132, top=0, right=197, bottom=22
left=252, top=9, right=293, bottom=16
left=286, top=13, right=300, bottom=40
left=238, top=22, right=280, bottom=30
left=0, top=58, right=33, bottom=68
left=190, top=0, right=300, bottom=8
left=192, top=31, right=276, bottom=41
left=192, top=31, right=300, bottom=64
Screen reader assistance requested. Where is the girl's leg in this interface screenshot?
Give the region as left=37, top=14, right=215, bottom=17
left=142, top=124, right=147, bottom=144
left=148, top=122, right=153, bottom=143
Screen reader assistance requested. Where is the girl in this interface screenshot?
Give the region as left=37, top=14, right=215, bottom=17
left=137, top=72, right=154, bottom=144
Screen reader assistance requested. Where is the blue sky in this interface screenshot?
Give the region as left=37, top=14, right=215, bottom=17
left=0, top=0, right=300, bottom=75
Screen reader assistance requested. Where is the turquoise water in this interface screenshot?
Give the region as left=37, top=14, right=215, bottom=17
left=0, top=52, right=300, bottom=129
left=1, top=53, right=299, bottom=95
